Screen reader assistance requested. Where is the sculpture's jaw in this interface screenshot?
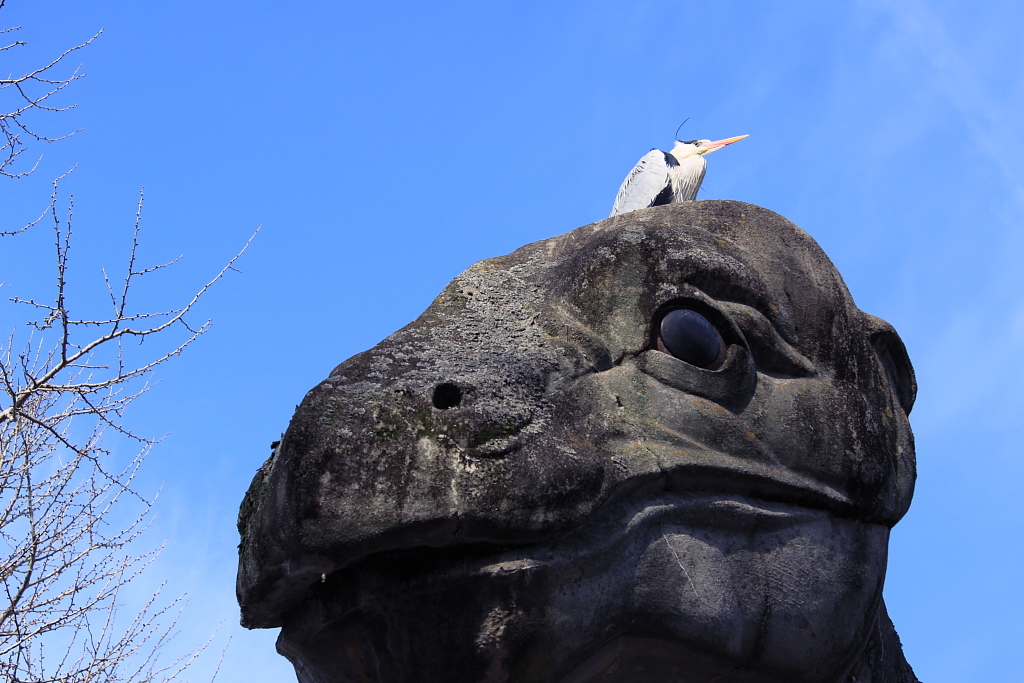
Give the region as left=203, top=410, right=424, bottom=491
left=276, top=491, right=889, bottom=683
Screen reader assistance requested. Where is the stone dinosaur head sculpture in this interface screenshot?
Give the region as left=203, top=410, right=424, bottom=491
left=237, top=201, right=919, bottom=683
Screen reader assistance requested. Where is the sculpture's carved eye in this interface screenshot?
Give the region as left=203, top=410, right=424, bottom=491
left=657, top=308, right=726, bottom=370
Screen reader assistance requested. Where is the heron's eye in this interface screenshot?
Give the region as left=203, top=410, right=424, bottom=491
left=657, top=308, right=726, bottom=369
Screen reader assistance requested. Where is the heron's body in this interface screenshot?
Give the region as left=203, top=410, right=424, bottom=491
left=610, top=135, right=748, bottom=217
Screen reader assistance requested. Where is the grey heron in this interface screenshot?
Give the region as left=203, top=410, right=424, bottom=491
left=609, top=134, right=748, bottom=217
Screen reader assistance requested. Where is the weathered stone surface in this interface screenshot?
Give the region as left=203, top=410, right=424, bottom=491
left=237, top=201, right=920, bottom=682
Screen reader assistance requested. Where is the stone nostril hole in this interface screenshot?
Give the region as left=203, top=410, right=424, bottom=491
left=432, top=383, right=462, bottom=410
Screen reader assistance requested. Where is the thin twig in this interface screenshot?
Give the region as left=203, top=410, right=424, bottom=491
left=0, top=176, right=254, bottom=680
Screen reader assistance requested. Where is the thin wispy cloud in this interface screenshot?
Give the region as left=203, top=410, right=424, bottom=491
left=870, top=0, right=1024, bottom=200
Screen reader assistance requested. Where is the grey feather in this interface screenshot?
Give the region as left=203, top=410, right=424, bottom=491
left=610, top=148, right=707, bottom=217
left=610, top=150, right=671, bottom=217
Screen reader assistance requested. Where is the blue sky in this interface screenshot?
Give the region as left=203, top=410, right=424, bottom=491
left=1, top=1, right=1021, bottom=681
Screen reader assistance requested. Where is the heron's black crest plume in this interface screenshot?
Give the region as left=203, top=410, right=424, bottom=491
left=674, top=118, right=690, bottom=141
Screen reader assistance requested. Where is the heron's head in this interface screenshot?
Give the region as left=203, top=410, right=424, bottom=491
left=672, top=134, right=749, bottom=160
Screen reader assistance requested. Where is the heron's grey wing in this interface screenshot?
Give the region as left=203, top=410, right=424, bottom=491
left=609, top=150, right=670, bottom=217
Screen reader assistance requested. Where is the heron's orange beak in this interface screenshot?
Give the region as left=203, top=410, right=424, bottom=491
left=703, top=134, right=749, bottom=150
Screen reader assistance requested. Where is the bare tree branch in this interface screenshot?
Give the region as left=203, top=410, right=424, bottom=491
left=1, top=180, right=260, bottom=430
left=0, top=6, right=100, bottom=178
left=1, top=6, right=240, bottom=679
left=0, top=177, right=255, bottom=681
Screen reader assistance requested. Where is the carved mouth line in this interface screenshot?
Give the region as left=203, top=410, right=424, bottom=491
left=611, top=491, right=828, bottom=536
left=653, top=465, right=857, bottom=520
left=336, top=475, right=855, bottom=585
left=604, top=420, right=857, bottom=520
left=313, top=490, right=861, bottom=611
left=274, top=479, right=867, bottom=630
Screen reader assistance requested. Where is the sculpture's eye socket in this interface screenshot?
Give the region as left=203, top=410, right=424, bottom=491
left=657, top=308, right=726, bottom=370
